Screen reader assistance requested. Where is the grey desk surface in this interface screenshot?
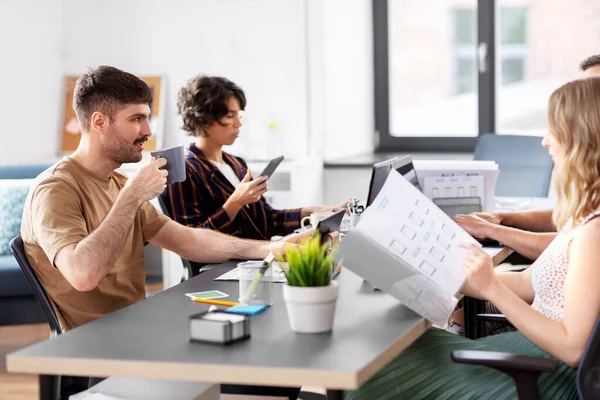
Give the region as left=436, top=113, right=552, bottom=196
left=7, top=263, right=430, bottom=390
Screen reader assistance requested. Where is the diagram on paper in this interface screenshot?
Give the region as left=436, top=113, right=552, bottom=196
left=355, top=170, right=477, bottom=296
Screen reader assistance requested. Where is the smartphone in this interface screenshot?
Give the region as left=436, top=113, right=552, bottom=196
left=258, top=155, right=285, bottom=179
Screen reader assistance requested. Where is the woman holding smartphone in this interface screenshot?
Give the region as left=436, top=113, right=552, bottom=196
left=166, top=75, right=349, bottom=240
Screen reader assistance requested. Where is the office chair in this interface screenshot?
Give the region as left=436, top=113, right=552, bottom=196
left=10, top=236, right=99, bottom=400
left=474, top=133, right=554, bottom=197
left=157, top=189, right=206, bottom=279
left=452, top=313, right=600, bottom=400
left=10, top=236, right=62, bottom=337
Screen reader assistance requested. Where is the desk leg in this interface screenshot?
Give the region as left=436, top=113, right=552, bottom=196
left=476, top=299, right=486, bottom=339
left=464, top=296, right=476, bottom=339
left=326, top=389, right=344, bottom=400
left=464, top=296, right=486, bottom=339
left=39, top=374, right=57, bottom=400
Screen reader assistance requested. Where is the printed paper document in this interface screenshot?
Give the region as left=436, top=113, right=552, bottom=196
left=336, top=170, right=479, bottom=326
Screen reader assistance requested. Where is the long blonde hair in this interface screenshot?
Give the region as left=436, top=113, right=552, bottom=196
left=549, top=77, right=600, bottom=230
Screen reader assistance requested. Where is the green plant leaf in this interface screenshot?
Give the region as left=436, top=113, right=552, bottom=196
left=282, top=233, right=337, bottom=287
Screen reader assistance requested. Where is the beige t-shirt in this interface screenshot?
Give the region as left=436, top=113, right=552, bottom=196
left=21, top=157, right=169, bottom=331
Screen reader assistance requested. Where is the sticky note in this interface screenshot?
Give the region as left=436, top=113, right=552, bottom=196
left=225, top=305, right=267, bottom=316
left=185, top=290, right=228, bottom=300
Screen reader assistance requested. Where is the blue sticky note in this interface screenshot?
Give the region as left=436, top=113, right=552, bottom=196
left=225, top=305, right=267, bottom=316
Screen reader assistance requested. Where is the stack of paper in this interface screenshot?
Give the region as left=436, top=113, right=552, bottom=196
left=413, top=160, right=500, bottom=211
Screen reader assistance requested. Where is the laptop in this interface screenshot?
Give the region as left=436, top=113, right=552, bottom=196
left=315, top=209, right=346, bottom=240
left=364, top=155, right=501, bottom=247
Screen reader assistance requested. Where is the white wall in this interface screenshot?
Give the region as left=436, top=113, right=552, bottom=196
left=0, top=0, right=64, bottom=165
left=61, top=0, right=310, bottom=160
left=307, top=0, right=374, bottom=160
left=1, top=0, right=374, bottom=165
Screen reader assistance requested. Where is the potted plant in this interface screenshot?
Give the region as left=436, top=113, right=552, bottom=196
left=279, top=234, right=339, bottom=333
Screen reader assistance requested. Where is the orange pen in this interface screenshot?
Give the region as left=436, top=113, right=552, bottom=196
left=190, top=298, right=240, bottom=307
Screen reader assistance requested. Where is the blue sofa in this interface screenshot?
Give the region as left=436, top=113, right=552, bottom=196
left=0, top=164, right=52, bottom=325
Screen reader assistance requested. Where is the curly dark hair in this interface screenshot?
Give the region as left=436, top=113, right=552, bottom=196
left=580, top=55, right=600, bottom=72
left=177, top=75, right=246, bottom=137
left=73, top=65, right=152, bottom=132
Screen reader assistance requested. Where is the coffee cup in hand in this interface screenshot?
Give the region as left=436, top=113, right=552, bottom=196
left=150, top=145, right=186, bottom=185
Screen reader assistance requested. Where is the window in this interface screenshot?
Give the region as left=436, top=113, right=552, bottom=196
left=453, top=9, right=476, bottom=95
left=501, top=58, right=525, bottom=84
left=456, top=58, right=476, bottom=94
left=499, top=7, right=527, bottom=86
left=451, top=7, right=528, bottom=93
left=496, top=1, right=600, bottom=134
left=500, top=7, right=526, bottom=45
left=378, top=0, right=479, bottom=150
left=454, top=9, right=476, bottom=45
left=375, top=0, right=600, bottom=150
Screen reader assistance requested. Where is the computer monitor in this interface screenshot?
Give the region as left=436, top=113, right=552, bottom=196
left=390, top=155, right=421, bottom=191
left=366, top=156, right=421, bottom=207
left=365, top=156, right=501, bottom=246
left=366, top=157, right=399, bottom=207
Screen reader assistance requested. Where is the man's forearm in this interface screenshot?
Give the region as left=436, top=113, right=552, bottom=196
left=72, top=188, right=141, bottom=284
left=499, top=209, right=555, bottom=232
left=179, top=227, right=271, bottom=263
left=488, top=224, right=556, bottom=260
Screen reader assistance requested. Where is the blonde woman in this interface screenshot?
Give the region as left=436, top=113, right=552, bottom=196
left=346, top=78, right=600, bottom=399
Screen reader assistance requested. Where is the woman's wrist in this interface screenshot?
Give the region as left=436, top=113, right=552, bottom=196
left=223, top=198, right=242, bottom=219
left=482, top=279, right=504, bottom=303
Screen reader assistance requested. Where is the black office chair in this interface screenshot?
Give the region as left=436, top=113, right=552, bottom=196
left=11, top=236, right=109, bottom=399
left=474, top=133, right=554, bottom=197
left=10, top=236, right=97, bottom=399
left=452, top=313, right=600, bottom=399
left=157, top=189, right=206, bottom=279
left=10, top=236, right=62, bottom=337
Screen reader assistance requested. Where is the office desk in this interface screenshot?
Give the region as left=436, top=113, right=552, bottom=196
left=485, top=246, right=512, bottom=266
left=8, top=262, right=431, bottom=399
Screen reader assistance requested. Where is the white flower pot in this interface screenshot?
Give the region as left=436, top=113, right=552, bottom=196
left=282, top=282, right=339, bottom=333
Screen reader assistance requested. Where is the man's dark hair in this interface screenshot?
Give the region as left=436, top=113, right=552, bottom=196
left=73, top=66, right=153, bottom=132
left=580, top=55, right=600, bottom=72
left=177, top=75, right=246, bottom=136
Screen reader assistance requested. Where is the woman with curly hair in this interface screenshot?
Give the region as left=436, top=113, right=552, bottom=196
left=166, top=75, right=349, bottom=240
left=344, top=78, right=600, bottom=399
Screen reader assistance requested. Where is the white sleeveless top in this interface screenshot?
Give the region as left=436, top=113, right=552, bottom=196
left=531, top=211, right=600, bottom=322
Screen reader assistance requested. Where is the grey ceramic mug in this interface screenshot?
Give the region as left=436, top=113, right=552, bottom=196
left=150, top=145, right=186, bottom=185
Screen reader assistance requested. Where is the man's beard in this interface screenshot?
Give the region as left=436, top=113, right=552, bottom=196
left=104, top=126, right=146, bottom=164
